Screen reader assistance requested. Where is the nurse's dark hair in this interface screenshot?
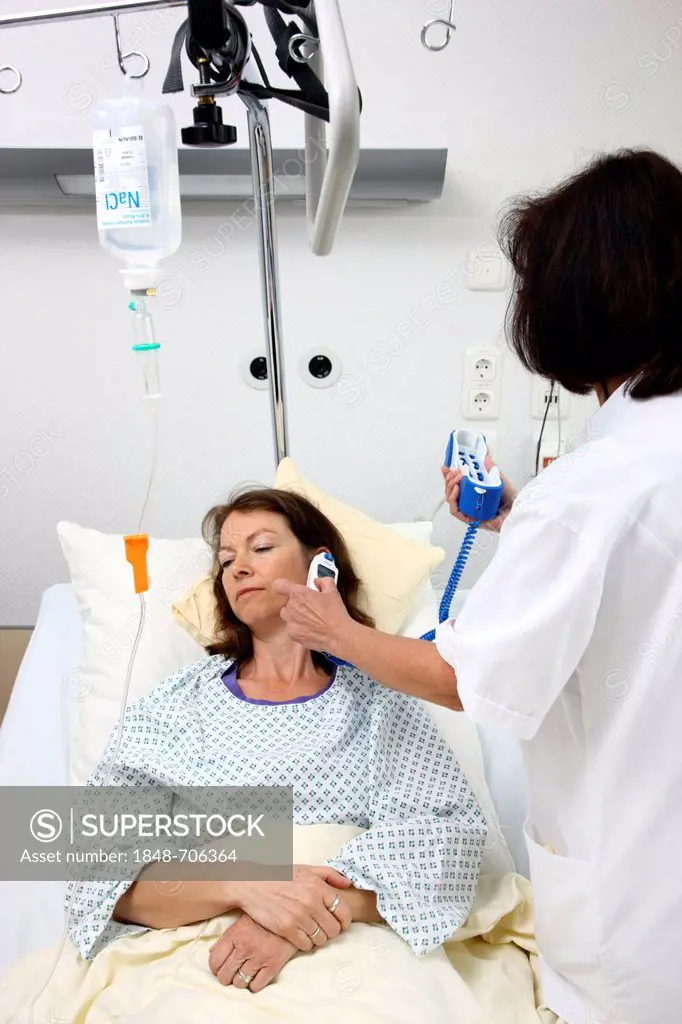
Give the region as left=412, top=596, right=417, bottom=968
left=201, top=488, right=374, bottom=668
left=499, top=148, right=682, bottom=399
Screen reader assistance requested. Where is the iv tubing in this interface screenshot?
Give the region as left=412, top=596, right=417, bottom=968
left=137, top=403, right=159, bottom=534
left=28, top=595, right=148, bottom=1021
left=29, top=300, right=159, bottom=1018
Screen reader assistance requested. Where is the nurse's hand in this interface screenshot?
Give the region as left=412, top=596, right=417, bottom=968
left=273, top=577, right=352, bottom=656
left=441, top=457, right=517, bottom=532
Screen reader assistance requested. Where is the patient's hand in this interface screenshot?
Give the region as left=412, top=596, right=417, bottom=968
left=209, top=914, right=296, bottom=992
left=233, top=865, right=352, bottom=951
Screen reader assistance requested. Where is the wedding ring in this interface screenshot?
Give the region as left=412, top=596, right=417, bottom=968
left=328, top=895, right=341, bottom=914
left=309, top=925, right=322, bottom=938
left=237, top=967, right=253, bottom=985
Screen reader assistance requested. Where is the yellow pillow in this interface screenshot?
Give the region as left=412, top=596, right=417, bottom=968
left=172, top=457, right=445, bottom=640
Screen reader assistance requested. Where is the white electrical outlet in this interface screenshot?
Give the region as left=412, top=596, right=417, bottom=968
left=464, top=387, right=500, bottom=419
left=465, top=347, right=499, bottom=382
left=531, top=380, right=570, bottom=420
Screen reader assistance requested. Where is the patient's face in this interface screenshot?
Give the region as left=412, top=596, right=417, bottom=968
left=219, top=510, right=311, bottom=628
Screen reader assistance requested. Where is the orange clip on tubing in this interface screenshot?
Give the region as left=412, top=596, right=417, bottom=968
left=124, top=534, right=149, bottom=594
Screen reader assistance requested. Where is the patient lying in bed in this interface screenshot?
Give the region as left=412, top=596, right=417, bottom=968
left=67, top=488, right=488, bottom=993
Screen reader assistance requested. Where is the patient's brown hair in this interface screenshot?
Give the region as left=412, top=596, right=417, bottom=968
left=202, top=488, right=374, bottom=669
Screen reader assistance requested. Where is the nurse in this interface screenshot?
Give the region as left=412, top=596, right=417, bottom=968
left=274, top=149, right=682, bottom=1024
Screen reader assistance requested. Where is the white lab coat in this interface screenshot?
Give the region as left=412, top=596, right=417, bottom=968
left=436, top=385, right=682, bottom=1024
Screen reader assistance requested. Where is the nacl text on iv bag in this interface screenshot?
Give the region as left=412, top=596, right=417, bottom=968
left=92, top=84, right=182, bottom=400
left=92, top=83, right=181, bottom=292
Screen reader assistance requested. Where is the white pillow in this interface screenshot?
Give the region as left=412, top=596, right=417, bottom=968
left=388, top=521, right=438, bottom=635
left=57, top=522, right=209, bottom=785
left=388, top=521, right=433, bottom=544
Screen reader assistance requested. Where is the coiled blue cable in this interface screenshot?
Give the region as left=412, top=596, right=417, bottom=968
left=324, top=431, right=501, bottom=665
left=327, top=521, right=479, bottom=661
left=420, top=520, right=479, bottom=642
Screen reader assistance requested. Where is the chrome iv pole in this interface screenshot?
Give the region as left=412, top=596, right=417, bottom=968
left=0, top=0, right=290, bottom=465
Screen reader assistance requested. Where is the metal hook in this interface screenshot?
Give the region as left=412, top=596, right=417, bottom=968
left=421, top=18, right=457, bottom=51
left=113, top=13, right=150, bottom=78
left=421, top=0, right=457, bottom=52
left=288, top=32, right=319, bottom=64
left=0, top=64, right=22, bottom=94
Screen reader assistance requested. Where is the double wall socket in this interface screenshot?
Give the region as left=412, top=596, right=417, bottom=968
left=463, top=348, right=501, bottom=419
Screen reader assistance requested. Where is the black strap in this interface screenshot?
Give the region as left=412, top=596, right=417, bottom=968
left=239, top=81, right=329, bottom=121
left=241, top=5, right=326, bottom=118
left=162, top=0, right=361, bottom=125
left=258, top=5, right=362, bottom=120
left=162, top=18, right=189, bottom=94
left=264, top=7, right=327, bottom=107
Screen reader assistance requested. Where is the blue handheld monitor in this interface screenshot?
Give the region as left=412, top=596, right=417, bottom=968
left=444, top=430, right=504, bottom=522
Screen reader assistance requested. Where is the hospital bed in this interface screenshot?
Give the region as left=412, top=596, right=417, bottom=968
left=0, top=582, right=529, bottom=980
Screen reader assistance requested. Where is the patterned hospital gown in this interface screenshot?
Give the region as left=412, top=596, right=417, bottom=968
left=67, top=656, right=488, bottom=960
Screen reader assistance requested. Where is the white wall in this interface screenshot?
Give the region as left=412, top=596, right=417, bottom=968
left=1, top=0, right=681, bottom=624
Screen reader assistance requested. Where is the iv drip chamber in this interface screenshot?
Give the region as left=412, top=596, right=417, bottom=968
left=129, top=297, right=161, bottom=400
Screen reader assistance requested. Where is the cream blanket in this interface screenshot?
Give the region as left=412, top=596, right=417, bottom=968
left=0, top=826, right=557, bottom=1024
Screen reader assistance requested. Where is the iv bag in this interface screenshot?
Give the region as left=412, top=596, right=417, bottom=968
left=93, top=89, right=181, bottom=290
